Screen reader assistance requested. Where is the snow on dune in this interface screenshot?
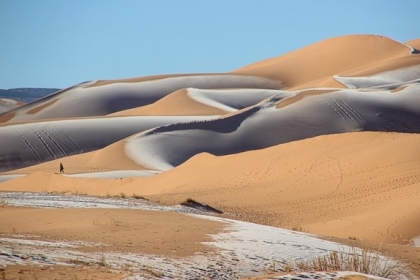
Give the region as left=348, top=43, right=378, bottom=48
left=125, top=84, right=420, bottom=171
left=405, top=38, right=420, bottom=53
left=1, top=75, right=281, bottom=123
left=0, top=115, right=216, bottom=172
left=186, top=88, right=285, bottom=113
left=334, top=64, right=420, bottom=88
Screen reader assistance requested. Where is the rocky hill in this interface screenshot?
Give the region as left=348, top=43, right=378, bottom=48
left=0, top=88, right=61, bottom=103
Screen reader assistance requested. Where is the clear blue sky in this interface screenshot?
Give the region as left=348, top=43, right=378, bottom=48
left=1, top=0, right=419, bottom=89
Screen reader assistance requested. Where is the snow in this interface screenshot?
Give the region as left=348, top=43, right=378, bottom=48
left=124, top=84, right=420, bottom=172
left=0, top=192, right=411, bottom=279
left=186, top=87, right=286, bottom=112
left=334, top=64, right=420, bottom=89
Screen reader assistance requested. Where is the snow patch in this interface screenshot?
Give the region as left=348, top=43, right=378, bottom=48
left=334, top=64, right=420, bottom=88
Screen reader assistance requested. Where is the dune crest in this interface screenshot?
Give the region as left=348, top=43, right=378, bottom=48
left=233, top=34, right=417, bottom=88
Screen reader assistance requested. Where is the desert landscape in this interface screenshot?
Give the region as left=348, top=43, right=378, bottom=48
left=1, top=34, right=420, bottom=279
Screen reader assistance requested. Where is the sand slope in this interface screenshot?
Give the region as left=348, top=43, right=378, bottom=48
left=233, top=35, right=419, bottom=89
left=0, top=98, right=22, bottom=114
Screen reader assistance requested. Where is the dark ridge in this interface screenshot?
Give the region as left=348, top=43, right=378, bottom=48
left=180, top=198, right=223, bottom=214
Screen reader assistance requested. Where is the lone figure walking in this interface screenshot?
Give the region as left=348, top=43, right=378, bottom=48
left=60, top=163, right=64, bottom=173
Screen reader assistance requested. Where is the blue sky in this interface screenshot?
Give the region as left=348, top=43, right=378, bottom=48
left=1, top=0, right=419, bottom=89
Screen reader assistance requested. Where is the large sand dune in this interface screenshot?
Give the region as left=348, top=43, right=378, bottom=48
left=2, top=34, right=420, bottom=278
left=0, top=75, right=281, bottom=123
left=125, top=84, right=420, bottom=171
left=0, top=115, right=215, bottom=172
left=233, top=35, right=419, bottom=88
left=110, top=88, right=283, bottom=117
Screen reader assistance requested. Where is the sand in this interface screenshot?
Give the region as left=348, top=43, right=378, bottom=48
left=0, top=74, right=281, bottom=124
left=405, top=38, right=420, bottom=51
left=0, top=98, right=22, bottom=114
left=1, top=34, right=420, bottom=279
left=1, top=265, right=126, bottom=280
left=232, top=34, right=418, bottom=88
left=0, top=206, right=223, bottom=257
left=2, top=131, right=420, bottom=246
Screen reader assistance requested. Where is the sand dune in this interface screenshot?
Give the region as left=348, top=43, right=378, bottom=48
left=233, top=35, right=419, bottom=89
left=123, top=131, right=420, bottom=245
left=405, top=38, right=420, bottom=52
left=334, top=67, right=420, bottom=89
left=0, top=98, right=22, bottom=114
left=110, top=88, right=282, bottom=117
left=2, top=137, right=150, bottom=175
left=0, top=75, right=281, bottom=123
left=0, top=115, right=215, bottom=172
left=2, top=34, right=420, bottom=278
left=109, top=88, right=228, bottom=117
left=2, top=131, right=420, bottom=246
left=233, top=35, right=413, bottom=84
left=125, top=84, right=420, bottom=171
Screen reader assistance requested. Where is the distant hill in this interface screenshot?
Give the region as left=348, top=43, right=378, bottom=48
left=0, top=88, right=61, bottom=103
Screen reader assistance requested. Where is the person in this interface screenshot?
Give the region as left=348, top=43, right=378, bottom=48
left=60, top=163, right=64, bottom=173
